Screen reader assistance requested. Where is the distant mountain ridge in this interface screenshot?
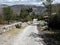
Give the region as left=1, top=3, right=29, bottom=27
left=0, top=4, right=45, bottom=15
left=0, top=4, right=60, bottom=15
left=11, top=5, right=45, bottom=15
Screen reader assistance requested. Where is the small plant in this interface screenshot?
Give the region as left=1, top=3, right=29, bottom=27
left=15, top=24, right=21, bottom=28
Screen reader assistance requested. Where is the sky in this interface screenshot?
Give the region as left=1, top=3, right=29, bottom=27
left=0, top=0, right=60, bottom=6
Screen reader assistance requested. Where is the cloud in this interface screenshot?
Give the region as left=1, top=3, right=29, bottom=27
left=0, top=0, right=60, bottom=6
left=1, top=0, right=42, bottom=6
left=3, top=0, right=19, bottom=2
left=53, top=0, right=60, bottom=3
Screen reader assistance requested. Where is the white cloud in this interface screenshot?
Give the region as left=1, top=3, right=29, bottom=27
left=1, top=0, right=42, bottom=6
left=0, top=0, right=60, bottom=6
left=53, top=0, right=60, bottom=3
left=7, top=0, right=19, bottom=1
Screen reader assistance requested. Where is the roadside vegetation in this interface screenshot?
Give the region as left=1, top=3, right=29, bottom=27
left=0, top=0, right=60, bottom=45
left=0, top=6, right=44, bottom=24
left=41, top=0, right=60, bottom=45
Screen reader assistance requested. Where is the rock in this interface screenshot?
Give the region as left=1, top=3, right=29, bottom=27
left=21, top=22, right=28, bottom=28
left=0, top=22, right=22, bottom=33
left=33, top=19, right=38, bottom=23
left=27, top=21, right=32, bottom=25
left=41, top=26, right=48, bottom=30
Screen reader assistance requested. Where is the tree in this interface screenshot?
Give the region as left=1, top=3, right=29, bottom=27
left=27, top=8, right=33, bottom=13
left=11, top=14, right=19, bottom=21
left=26, top=15, right=32, bottom=21
left=19, top=9, right=29, bottom=22
left=0, top=15, right=4, bottom=24
left=19, top=8, right=33, bottom=22
left=3, top=7, right=13, bottom=24
left=42, top=0, right=54, bottom=16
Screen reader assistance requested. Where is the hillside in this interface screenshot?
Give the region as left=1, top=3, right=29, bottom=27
left=0, top=4, right=60, bottom=15
left=0, top=4, right=45, bottom=15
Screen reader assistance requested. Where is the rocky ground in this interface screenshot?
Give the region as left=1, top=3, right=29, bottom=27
left=37, top=20, right=60, bottom=45
left=0, top=28, right=22, bottom=45
left=0, top=21, right=60, bottom=45
left=0, top=23, right=46, bottom=45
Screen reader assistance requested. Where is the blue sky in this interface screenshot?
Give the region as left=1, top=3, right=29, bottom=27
left=0, top=0, right=60, bottom=6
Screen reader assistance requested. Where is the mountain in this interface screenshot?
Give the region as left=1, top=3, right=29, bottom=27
left=11, top=5, right=45, bottom=15
left=0, top=4, right=60, bottom=15
left=0, top=4, right=45, bottom=15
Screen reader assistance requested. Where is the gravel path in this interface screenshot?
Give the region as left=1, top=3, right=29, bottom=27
left=0, top=23, right=46, bottom=45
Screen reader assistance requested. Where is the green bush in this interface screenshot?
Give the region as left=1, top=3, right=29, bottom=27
left=48, top=14, right=60, bottom=29
left=15, top=24, right=21, bottom=28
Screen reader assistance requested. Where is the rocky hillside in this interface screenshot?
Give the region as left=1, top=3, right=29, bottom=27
left=0, top=4, right=45, bottom=15
left=0, top=4, right=60, bottom=15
